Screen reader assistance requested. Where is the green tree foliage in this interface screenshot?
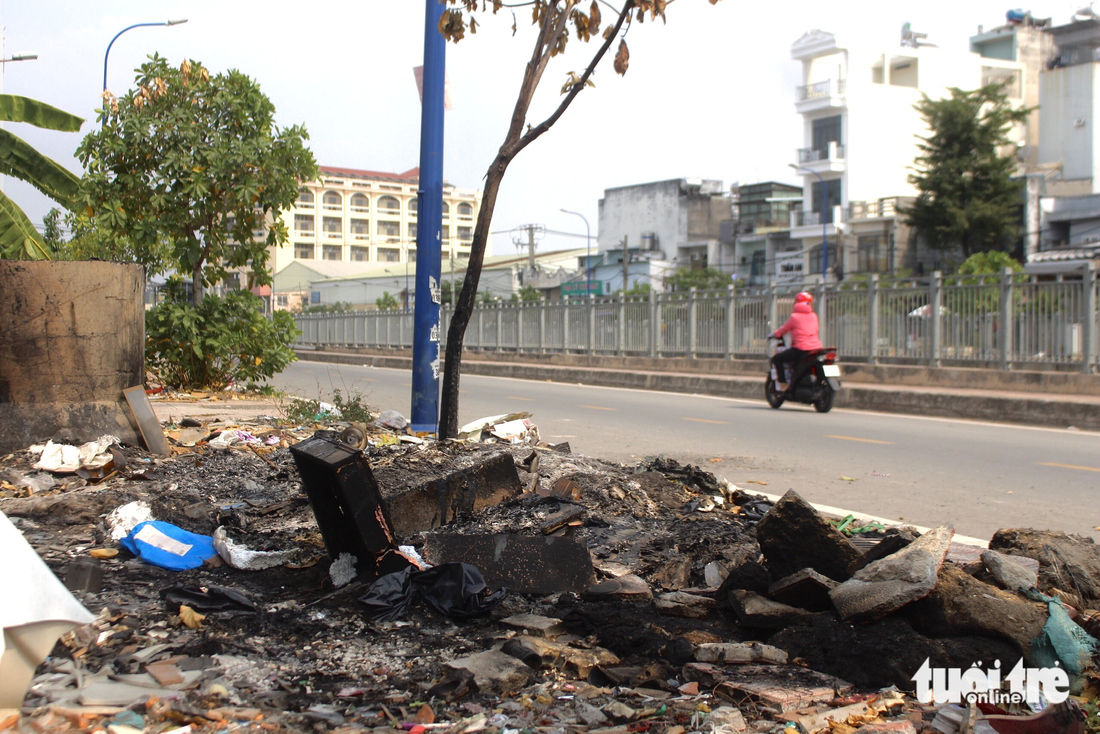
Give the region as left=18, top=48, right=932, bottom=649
left=145, top=283, right=299, bottom=390
left=0, top=95, right=83, bottom=259
left=618, top=281, right=651, bottom=296
left=664, top=267, right=730, bottom=293
left=510, top=285, right=541, bottom=302
left=903, top=84, right=1030, bottom=258
left=375, top=292, right=400, bottom=311
left=437, top=0, right=721, bottom=439
left=301, top=301, right=352, bottom=314
left=77, top=55, right=317, bottom=306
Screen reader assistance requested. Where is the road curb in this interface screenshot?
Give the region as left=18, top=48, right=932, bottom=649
left=294, top=350, right=1100, bottom=431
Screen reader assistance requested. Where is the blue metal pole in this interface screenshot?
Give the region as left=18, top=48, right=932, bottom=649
left=410, top=0, right=446, bottom=433
left=103, top=20, right=187, bottom=92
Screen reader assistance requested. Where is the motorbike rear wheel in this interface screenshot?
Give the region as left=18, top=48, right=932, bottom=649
left=765, top=376, right=785, bottom=409
left=813, top=386, right=835, bottom=413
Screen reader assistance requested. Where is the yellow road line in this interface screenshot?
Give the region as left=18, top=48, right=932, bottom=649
left=682, top=417, right=728, bottom=425
left=507, top=396, right=534, bottom=401
left=1038, top=462, right=1100, bottom=473
left=578, top=404, right=616, bottom=411
left=825, top=435, right=895, bottom=445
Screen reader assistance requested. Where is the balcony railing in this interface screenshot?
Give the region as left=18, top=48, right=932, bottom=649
left=849, top=197, right=902, bottom=220
left=296, top=202, right=314, bottom=210
left=352, top=233, right=370, bottom=241
left=798, top=141, right=845, bottom=164
left=792, top=206, right=848, bottom=227
left=737, top=218, right=791, bottom=235
left=324, top=231, right=343, bottom=241
left=796, top=78, right=845, bottom=102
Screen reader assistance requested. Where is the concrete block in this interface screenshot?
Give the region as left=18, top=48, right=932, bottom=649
left=694, top=642, right=788, bottom=665
left=981, top=549, right=1039, bottom=592
left=654, top=591, right=716, bottom=619
left=444, top=650, right=532, bottom=694
left=767, top=568, right=838, bottom=612
left=830, top=524, right=954, bottom=622
left=378, top=452, right=522, bottom=539
left=424, top=533, right=595, bottom=595
left=728, top=590, right=814, bottom=629
left=756, top=490, right=862, bottom=582
left=582, top=574, right=653, bottom=601
left=499, top=614, right=565, bottom=638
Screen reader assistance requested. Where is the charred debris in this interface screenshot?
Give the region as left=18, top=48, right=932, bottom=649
left=1, top=410, right=1098, bottom=734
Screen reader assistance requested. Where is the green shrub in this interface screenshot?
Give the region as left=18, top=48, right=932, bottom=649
left=146, top=288, right=299, bottom=389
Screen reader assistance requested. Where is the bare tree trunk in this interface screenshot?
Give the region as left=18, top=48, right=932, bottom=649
left=192, top=262, right=205, bottom=308
left=438, top=0, right=633, bottom=438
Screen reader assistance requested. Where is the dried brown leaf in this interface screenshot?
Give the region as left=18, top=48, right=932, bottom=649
left=613, top=39, right=630, bottom=76
left=589, top=0, right=601, bottom=34
left=179, top=605, right=205, bottom=630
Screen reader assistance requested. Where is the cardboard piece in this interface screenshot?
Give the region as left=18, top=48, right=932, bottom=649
left=122, top=386, right=170, bottom=456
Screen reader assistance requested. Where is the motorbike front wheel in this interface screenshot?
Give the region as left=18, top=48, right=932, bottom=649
left=813, top=386, right=835, bottom=413
left=765, top=376, right=785, bottom=409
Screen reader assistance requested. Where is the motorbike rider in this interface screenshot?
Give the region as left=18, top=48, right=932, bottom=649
left=770, top=291, right=823, bottom=393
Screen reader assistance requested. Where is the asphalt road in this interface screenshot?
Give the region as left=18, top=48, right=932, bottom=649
left=271, top=360, right=1100, bottom=542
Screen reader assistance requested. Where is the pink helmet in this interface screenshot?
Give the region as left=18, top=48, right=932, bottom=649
left=795, top=291, right=813, bottom=305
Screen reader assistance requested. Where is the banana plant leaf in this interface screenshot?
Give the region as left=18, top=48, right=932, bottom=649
left=0, top=128, right=81, bottom=207
left=0, top=94, right=84, bottom=132
left=0, top=191, right=53, bottom=260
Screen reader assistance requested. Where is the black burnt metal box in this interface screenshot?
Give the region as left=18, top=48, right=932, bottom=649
left=289, top=435, right=412, bottom=578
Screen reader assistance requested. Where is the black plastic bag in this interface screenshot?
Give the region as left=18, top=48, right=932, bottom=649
left=163, top=584, right=257, bottom=613
left=359, top=562, right=506, bottom=622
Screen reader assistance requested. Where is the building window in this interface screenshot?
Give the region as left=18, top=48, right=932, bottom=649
left=458, top=226, right=472, bottom=242
left=457, top=203, right=474, bottom=219
left=275, top=294, right=289, bottom=307
left=457, top=251, right=469, bottom=260
left=323, top=216, right=342, bottom=233
left=322, top=190, right=342, bottom=210
left=441, top=201, right=450, bottom=217
left=812, top=179, right=842, bottom=223
left=812, top=115, right=842, bottom=157
left=295, top=214, right=314, bottom=232
left=408, top=198, right=417, bottom=213
left=295, top=243, right=314, bottom=259
left=323, top=245, right=342, bottom=261
left=350, top=193, right=369, bottom=212
left=858, top=235, right=890, bottom=273
left=408, top=249, right=417, bottom=263
left=377, top=221, right=400, bottom=237
left=378, top=195, right=400, bottom=213
left=442, top=225, right=450, bottom=242
left=408, top=222, right=418, bottom=240
left=351, top=246, right=370, bottom=261
left=807, top=244, right=839, bottom=271
left=296, top=188, right=314, bottom=207
left=351, top=218, right=369, bottom=236
left=378, top=248, right=400, bottom=262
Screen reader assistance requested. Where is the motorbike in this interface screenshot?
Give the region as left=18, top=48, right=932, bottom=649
left=765, top=336, right=841, bottom=413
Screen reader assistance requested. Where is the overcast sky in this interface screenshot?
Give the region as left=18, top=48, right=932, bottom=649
left=1, top=1, right=1086, bottom=257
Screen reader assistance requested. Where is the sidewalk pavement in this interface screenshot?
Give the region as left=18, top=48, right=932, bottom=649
left=295, top=349, right=1100, bottom=432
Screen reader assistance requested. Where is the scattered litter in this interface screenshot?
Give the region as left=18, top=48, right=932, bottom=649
left=374, top=409, right=407, bottom=430
left=746, top=479, right=768, bottom=485
left=32, top=435, right=119, bottom=474
left=105, top=500, right=155, bottom=541
left=163, top=584, right=257, bottom=613
left=360, top=563, right=507, bottom=622
left=839, top=475, right=857, bottom=482
left=329, top=552, right=358, bottom=587
left=212, top=526, right=296, bottom=570
left=870, top=472, right=891, bottom=477
left=120, top=521, right=217, bottom=571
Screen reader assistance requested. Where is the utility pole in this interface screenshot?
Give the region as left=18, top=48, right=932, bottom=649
left=621, top=235, right=629, bottom=291
left=527, top=224, right=537, bottom=272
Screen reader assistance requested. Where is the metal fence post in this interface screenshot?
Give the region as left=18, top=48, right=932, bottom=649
left=538, top=299, right=546, bottom=353
left=1084, top=261, right=1097, bottom=374
left=618, top=292, right=626, bottom=356
left=562, top=296, right=571, bottom=352
left=649, top=290, right=659, bottom=357
left=726, top=284, right=736, bottom=360
left=930, top=271, right=942, bottom=368
left=767, top=286, right=778, bottom=333
left=999, top=267, right=1013, bottom=370
left=587, top=294, right=596, bottom=355
left=496, top=300, right=503, bottom=351
left=868, top=274, right=879, bottom=364
left=517, top=301, right=525, bottom=352
left=688, top=287, right=698, bottom=359
left=816, top=281, right=827, bottom=345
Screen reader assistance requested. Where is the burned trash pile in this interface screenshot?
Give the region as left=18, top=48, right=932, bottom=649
left=1, top=412, right=1098, bottom=733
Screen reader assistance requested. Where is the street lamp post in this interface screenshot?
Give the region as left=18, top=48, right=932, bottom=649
left=560, top=209, right=591, bottom=296
left=103, top=19, right=187, bottom=92
left=789, top=163, right=829, bottom=282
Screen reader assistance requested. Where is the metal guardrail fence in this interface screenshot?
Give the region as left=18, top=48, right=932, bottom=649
left=295, top=268, right=1100, bottom=372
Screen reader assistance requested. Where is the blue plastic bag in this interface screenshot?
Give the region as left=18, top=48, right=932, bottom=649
left=120, top=521, right=217, bottom=571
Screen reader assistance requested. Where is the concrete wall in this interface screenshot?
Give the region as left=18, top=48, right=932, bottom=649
left=597, top=179, right=728, bottom=262
left=0, top=261, right=145, bottom=452
left=1039, top=63, right=1099, bottom=190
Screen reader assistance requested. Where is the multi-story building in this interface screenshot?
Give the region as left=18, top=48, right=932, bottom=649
left=269, top=166, right=483, bottom=274
left=597, top=178, right=731, bottom=269
left=719, top=182, right=802, bottom=286
left=788, top=27, right=1025, bottom=277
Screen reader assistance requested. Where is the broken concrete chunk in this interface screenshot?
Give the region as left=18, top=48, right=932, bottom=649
left=582, top=575, right=653, bottom=601
left=703, top=664, right=854, bottom=714
left=654, top=592, right=716, bottom=619
left=694, top=642, right=788, bottom=665
left=853, top=723, right=917, bottom=734
left=705, top=706, right=747, bottom=732
left=755, top=490, right=863, bottom=582
left=444, top=650, right=533, bottom=694
left=575, top=700, right=609, bottom=727
left=727, top=590, right=814, bottom=629
left=500, top=635, right=619, bottom=678
left=794, top=701, right=873, bottom=734
left=379, top=451, right=523, bottom=538
left=424, top=533, right=595, bottom=595
left=989, top=527, right=1100, bottom=602
left=767, top=568, right=838, bottom=612
left=903, top=565, right=1049, bottom=655
left=829, top=524, right=954, bottom=623
left=499, top=614, right=565, bottom=639
left=981, top=549, right=1040, bottom=592
left=715, top=561, right=772, bottom=603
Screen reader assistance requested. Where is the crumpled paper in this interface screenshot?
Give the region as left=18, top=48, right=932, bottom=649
left=31, top=435, right=119, bottom=474
left=212, top=527, right=296, bottom=571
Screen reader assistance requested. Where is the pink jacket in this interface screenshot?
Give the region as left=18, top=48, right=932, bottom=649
left=774, top=302, right=823, bottom=351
